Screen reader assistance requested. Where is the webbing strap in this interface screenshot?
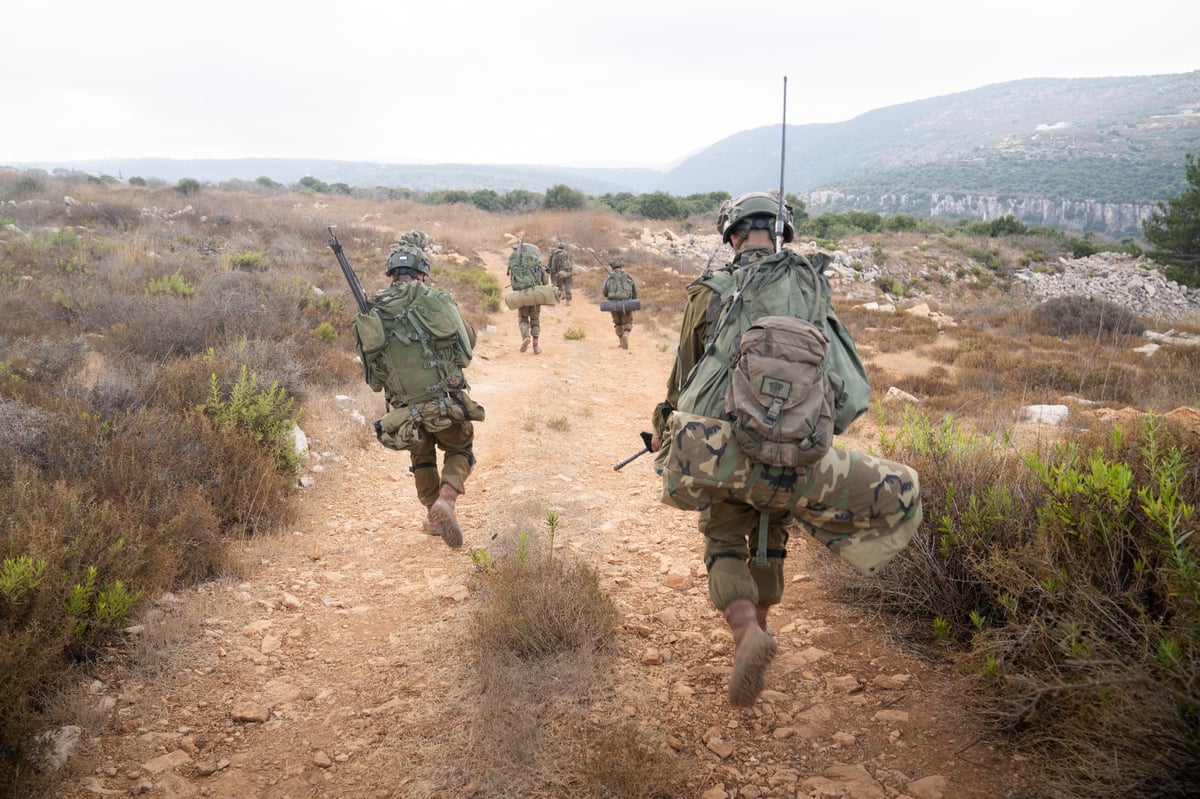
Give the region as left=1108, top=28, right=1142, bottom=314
left=755, top=510, right=769, bottom=568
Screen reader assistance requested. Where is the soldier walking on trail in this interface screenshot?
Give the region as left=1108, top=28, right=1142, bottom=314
left=602, top=259, right=637, bottom=349
left=354, top=236, right=483, bottom=549
left=507, top=242, right=550, bottom=354
left=648, top=192, right=922, bottom=707
left=548, top=242, right=574, bottom=305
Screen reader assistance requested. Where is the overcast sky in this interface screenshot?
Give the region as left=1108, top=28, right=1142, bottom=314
left=4, top=0, right=1198, bottom=170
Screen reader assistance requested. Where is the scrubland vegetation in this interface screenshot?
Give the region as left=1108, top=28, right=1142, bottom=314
left=2, top=167, right=1198, bottom=797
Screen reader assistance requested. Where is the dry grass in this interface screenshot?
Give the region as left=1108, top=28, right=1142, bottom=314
left=467, top=547, right=622, bottom=796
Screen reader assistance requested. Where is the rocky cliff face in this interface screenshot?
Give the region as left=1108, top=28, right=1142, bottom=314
left=804, top=190, right=1158, bottom=236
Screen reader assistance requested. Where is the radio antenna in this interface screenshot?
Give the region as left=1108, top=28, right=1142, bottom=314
left=775, top=75, right=788, bottom=252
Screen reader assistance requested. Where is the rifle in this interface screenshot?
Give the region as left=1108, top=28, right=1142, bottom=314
left=613, top=431, right=654, bottom=471
left=587, top=249, right=613, bottom=273
left=775, top=75, right=789, bottom=253
left=327, top=227, right=370, bottom=314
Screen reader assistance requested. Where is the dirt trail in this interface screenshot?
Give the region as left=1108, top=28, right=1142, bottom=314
left=48, top=251, right=1025, bottom=799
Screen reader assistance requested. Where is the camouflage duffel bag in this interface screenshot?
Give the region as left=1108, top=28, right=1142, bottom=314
left=657, top=410, right=803, bottom=512
left=658, top=411, right=921, bottom=575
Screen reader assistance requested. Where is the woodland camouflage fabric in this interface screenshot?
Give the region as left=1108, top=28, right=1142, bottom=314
left=657, top=411, right=920, bottom=574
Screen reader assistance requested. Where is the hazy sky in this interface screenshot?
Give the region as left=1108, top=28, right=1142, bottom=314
left=4, top=0, right=1198, bottom=169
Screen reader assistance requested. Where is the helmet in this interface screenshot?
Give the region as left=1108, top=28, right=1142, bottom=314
left=608, top=258, right=624, bottom=269
left=385, top=243, right=430, bottom=276
left=716, top=191, right=794, bottom=244
left=398, top=229, right=429, bottom=250
left=556, top=242, right=565, bottom=250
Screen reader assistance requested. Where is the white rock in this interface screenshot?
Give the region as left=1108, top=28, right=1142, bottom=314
left=38, top=725, right=82, bottom=771
left=1019, top=404, right=1069, bottom=425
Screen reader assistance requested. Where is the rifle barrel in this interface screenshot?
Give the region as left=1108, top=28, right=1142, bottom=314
left=328, top=228, right=370, bottom=314
left=613, top=447, right=648, bottom=471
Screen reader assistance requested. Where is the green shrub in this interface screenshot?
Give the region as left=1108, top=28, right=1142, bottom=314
left=145, top=270, right=194, bottom=297
left=64, top=565, right=142, bottom=651
left=861, top=409, right=1200, bottom=799
left=205, top=364, right=301, bottom=471
left=229, top=251, right=269, bottom=272
left=0, top=557, right=46, bottom=604
left=313, top=321, right=337, bottom=344
left=875, top=275, right=904, bottom=296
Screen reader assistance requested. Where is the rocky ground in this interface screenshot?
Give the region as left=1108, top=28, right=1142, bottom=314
left=40, top=247, right=1034, bottom=799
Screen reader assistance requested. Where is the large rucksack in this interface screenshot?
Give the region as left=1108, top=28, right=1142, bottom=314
left=604, top=270, right=635, bottom=301
left=549, top=248, right=573, bottom=278
left=662, top=250, right=870, bottom=510
left=508, top=244, right=543, bottom=290
left=352, top=281, right=483, bottom=449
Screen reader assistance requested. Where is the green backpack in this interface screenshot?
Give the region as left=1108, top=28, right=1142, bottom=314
left=678, top=250, right=869, bottom=439
left=352, top=281, right=481, bottom=448
left=508, top=244, right=542, bottom=290
left=549, top=248, right=573, bottom=278
left=604, top=270, right=635, bottom=301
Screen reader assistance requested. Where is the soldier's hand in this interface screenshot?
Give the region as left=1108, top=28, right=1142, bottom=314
left=650, top=434, right=661, bottom=453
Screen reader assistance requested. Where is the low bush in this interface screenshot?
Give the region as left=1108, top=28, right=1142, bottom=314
left=857, top=409, right=1200, bottom=799
left=466, top=523, right=622, bottom=794
left=1031, top=294, right=1147, bottom=338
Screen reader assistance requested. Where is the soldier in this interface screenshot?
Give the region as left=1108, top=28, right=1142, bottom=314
left=602, top=259, right=637, bottom=349
left=649, top=191, right=922, bottom=707
left=547, top=242, right=574, bottom=304
left=507, top=242, right=550, bottom=354
left=361, top=243, right=481, bottom=549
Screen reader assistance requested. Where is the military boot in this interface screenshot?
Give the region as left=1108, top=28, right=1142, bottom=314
left=724, top=598, right=777, bottom=707
left=619, top=332, right=629, bottom=349
left=421, top=508, right=439, bottom=537
left=427, top=484, right=462, bottom=549
left=532, top=336, right=541, bottom=354
left=520, top=335, right=530, bottom=353
left=756, top=602, right=772, bottom=633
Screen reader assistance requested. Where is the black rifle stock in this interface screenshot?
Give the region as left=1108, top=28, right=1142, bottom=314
left=328, top=228, right=370, bottom=314
left=613, top=431, right=654, bottom=471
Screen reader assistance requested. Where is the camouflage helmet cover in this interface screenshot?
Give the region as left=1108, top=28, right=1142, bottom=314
left=555, top=242, right=565, bottom=249
left=398, top=229, right=429, bottom=250
left=716, top=191, right=794, bottom=244
left=385, top=243, right=430, bottom=276
left=608, top=258, right=624, bottom=269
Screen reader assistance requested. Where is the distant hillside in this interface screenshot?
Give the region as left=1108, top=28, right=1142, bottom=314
left=660, top=72, right=1200, bottom=236
left=8, top=72, right=1199, bottom=235
left=662, top=73, right=1200, bottom=197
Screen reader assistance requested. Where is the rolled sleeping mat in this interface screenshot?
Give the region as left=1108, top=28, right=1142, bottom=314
left=600, top=299, right=641, bottom=313
left=503, top=284, right=560, bottom=309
